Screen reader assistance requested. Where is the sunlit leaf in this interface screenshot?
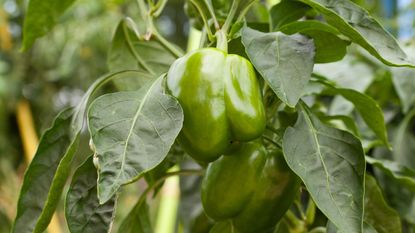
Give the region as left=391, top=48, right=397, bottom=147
left=88, top=77, right=183, bottom=203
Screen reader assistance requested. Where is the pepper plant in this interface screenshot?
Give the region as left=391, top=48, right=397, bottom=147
left=11, top=0, right=415, bottom=233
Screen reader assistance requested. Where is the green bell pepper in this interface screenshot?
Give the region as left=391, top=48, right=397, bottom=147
left=201, top=141, right=300, bottom=232
left=166, top=48, right=265, bottom=162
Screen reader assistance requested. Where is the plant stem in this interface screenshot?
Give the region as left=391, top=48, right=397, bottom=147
left=263, top=135, right=282, bottom=149
left=236, top=0, right=259, bottom=23
left=222, top=0, right=240, bottom=34
left=203, top=0, right=220, bottom=30
left=190, top=0, right=214, bottom=40
left=152, top=27, right=184, bottom=58
left=215, top=30, right=228, bottom=52
left=151, top=0, right=168, bottom=17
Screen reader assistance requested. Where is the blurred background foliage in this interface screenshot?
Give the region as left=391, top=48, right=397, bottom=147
left=0, top=0, right=415, bottom=232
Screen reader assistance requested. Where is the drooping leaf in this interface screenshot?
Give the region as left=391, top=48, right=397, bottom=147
left=12, top=108, right=80, bottom=233
left=318, top=81, right=389, bottom=147
left=283, top=103, right=365, bottom=233
left=108, top=18, right=178, bottom=90
left=12, top=71, right=150, bottom=233
left=88, top=77, right=184, bottom=203
left=297, top=0, right=415, bottom=67
left=391, top=67, right=415, bottom=113
left=118, top=199, right=153, bottom=233
left=22, top=0, right=77, bottom=50
left=367, top=156, right=415, bottom=192
left=65, top=156, right=116, bottom=233
left=241, top=26, right=315, bottom=107
left=279, top=20, right=349, bottom=63
left=364, top=174, right=402, bottom=233
left=314, top=54, right=375, bottom=115
left=270, top=0, right=311, bottom=31
left=393, top=109, right=415, bottom=167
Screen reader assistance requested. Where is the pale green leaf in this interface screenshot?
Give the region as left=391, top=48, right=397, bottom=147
left=241, top=26, right=315, bottom=107
left=298, top=0, right=415, bottom=67
left=391, top=67, right=415, bottom=114
left=22, top=0, right=76, bottom=50
left=65, top=156, right=116, bottom=233
left=88, top=77, right=184, bottom=203
left=283, top=103, right=365, bottom=233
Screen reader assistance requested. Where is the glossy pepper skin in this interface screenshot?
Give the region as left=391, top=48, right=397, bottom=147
left=201, top=141, right=300, bottom=233
left=166, top=48, right=266, bottom=162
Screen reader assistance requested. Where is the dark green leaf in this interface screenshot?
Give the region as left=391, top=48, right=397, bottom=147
left=118, top=199, right=153, bottom=233
left=88, top=77, right=184, bottom=203
left=298, top=0, right=415, bottom=67
left=241, top=26, right=315, bottom=107
left=22, top=0, right=76, bottom=50
left=367, top=156, right=415, bottom=192
left=283, top=103, right=365, bottom=233
left=12, top=108, right=80, bottom=233
left=364, top=174, right=402, bottom=233
left=280, top=20, right=349, bottom=63
left=108, top=18, right=178, bottom=90
left=270, top=0, right=311, bottom=31
left=65, top=156, right=116, bottom=233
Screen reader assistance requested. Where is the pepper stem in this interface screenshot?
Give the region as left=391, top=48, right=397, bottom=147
left=215, top=29, right=228, bottom=52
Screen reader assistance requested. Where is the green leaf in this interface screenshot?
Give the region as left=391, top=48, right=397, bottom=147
left=319, top=81, right=389, bottom=147
left=270, top=0, right=311, bottom=31
left=108, top=18, right=177, bottom=90
left=391, top=67, right=415, bottom=113
left=12, top=70, right=142, bottom=233
left=313, top=55, right=375, bottom=115
left=393, top=109, right=415, bottom=167
left=12, top=108, right=80, bottom=233
left=118, top=199, right=153, bottom=233
left=22, top=0, right=77, bottom=50
left=65, top=156, right=116, bottom=233
left=88, top=77, right=184, bottom=203
left=364, top=174, right=402, bottom=233
left=367, top=156, right=415, bottom=192
left=297, top=0, right=415, bottom=67
left=72, top=70, right=153, bottom=132
left=327, top=175, right=403, bottom=233
left=241, top=26, right=315, bottom=107
left=279, top=20, right=349, bottom=63
left=283, top=103, right=365, bottom=233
